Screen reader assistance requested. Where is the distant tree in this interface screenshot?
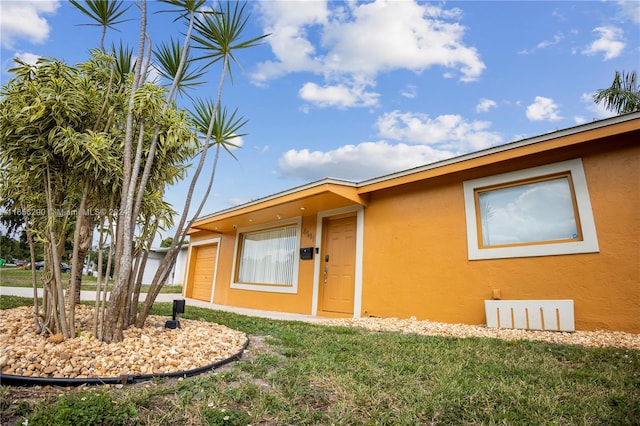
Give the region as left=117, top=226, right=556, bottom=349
left=593, top=70, right=640, bottom=114
left=160, top=237, right=173, bottom=248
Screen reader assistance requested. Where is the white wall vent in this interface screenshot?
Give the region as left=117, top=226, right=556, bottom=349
left=484, top=300, right=575, bottom=332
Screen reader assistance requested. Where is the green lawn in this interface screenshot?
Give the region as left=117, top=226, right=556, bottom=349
left=0, top=266, right=183, bottom=294
left=1, top=295, right=638, bottom=426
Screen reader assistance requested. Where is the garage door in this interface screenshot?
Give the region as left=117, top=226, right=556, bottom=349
left=188, top=244, right=217, bottom=302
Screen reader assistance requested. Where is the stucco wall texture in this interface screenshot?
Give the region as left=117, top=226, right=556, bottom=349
left=361, top=143, right=639, bottom=333
left=185, top=123, right=639, bottom=334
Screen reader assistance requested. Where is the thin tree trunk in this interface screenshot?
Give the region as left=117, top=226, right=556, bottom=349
left=104, top=0, right=148, bottom=343
left=23, top=208, right=42, bottom=334
left=137, top=56, right=229, bottom=327
left=67, top=180, right=90, bottom=336
left=75, top=213, right=94, bottom=302
left=131, top=9, right=197, bottom=229
left=93, top=215, right=107, bottom=337
left=128, top=235, right=154, bottom=325
left=99, top=239, right=113, bottom=340
left=44, top=166, right=69, bottom=338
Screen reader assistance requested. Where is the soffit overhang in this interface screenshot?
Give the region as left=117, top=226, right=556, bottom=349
left=189, top=180, right=367, bottom=233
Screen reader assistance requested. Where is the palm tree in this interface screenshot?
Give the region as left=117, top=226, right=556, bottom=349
left=69, top=0, right=132, bottom=50
left=64, top=0, right=267, bottom=342
left=134, top=0, right=268, bottom=328
left=593, top=70, right=640, bottom=114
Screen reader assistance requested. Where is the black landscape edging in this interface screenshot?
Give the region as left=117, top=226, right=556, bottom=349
left=0, top=335, right=249, bottom=387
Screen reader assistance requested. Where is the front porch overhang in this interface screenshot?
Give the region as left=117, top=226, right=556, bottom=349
left=189, top=179, right=368, bottom=234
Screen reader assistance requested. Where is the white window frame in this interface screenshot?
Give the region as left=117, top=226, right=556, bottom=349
left=230, top=217, right=302, bottom=293
left=463, top=159, right=599, bottom=260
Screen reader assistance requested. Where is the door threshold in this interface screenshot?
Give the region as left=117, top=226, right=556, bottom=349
left=317, top=310, right=353, bottom=319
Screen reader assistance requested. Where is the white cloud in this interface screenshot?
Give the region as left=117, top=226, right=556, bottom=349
left=278, top=141, right=453, bottom=181
left=519, top=32, right=564, bottom=55
left=401, top=85, right=417, bottom=99
left=299, top=81, right=380, bottom=109
left=580, top=92, right=616, bottom=120
left=253, top=0, right=485, bottom=109
left=0, top=1, right=59, bottom=49
left=616, top=1, right=640, bottom=24
left=376, top=111, right=502, bottom=151
left=476, top=98, right=497, bottom=113
left=319, top=1, right=484, bottom=81
left=14, top=51, right=42, bottom=65
left=536, top=32, right=564, bottom=49
left=526, top=96, right=562, bottom=121
left=582, top=26, right=625, bottom=60
left=277, top=110, right=503, bottom=182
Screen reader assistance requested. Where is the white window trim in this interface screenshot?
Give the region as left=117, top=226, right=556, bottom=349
left=230, top=217, right=302, bottom=294
left=463, top=158, right=599, bottom=260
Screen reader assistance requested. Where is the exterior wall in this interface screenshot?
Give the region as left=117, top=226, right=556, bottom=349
left=185, top=119, right=639, bottom=333
left=201, top=215, right=319, bottom=314
left=360, top=142, right=639, bottom=333
left=138, top=247, right=188, bottom=286
left=171, top=247, right=188, bottom=286
left=140, top=251, right=163, bottom=285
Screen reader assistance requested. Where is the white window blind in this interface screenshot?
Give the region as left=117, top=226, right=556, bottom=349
left=237, top=225, right=297, bottom=286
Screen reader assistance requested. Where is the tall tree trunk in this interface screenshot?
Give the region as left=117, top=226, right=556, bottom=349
left=128, top=242, right=151, bottom=325
left=23, top=209, right=42, bottom=334
left=93, top=215, right=108, bottom=337
left=103, top=0, right=148, bottom=343
left=136, top=55, right=229, bottom=327
left=44, top=166, right=69, bottom=338
left=67, top=180, right=90, bottom=337
left=75, top=213, right=94, bottom=302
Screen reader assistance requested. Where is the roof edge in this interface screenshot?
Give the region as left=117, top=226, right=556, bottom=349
left=357, top=112, right=640, bottom=188
left=194, top=112, right=639, bottom=223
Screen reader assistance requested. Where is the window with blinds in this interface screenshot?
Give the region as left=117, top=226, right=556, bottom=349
left=237, top=225, right=298, bottom=286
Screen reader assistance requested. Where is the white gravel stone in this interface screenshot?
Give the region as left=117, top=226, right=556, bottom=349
left=323, top=316, right=640, bottom=349
left=0, top=306, right=247, bottom=379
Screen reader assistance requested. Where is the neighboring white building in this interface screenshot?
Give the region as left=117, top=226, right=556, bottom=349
left=139, top=245, right=188, bottom=286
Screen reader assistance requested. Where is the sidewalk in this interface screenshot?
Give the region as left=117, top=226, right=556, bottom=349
left=0, top=286, right=325, bottom=323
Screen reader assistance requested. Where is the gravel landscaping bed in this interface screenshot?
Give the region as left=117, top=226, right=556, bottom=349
left=0, top=306, right=247, bottom=380
left=324, top=316, right=640, bottom=349
left=1, top=306, right=638, bottom=383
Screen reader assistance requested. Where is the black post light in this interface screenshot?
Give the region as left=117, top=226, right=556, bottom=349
left=165, top=299, right=186, bottom=329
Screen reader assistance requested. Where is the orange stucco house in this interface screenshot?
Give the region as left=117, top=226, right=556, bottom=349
left=184, top=112, right=640, bottom=333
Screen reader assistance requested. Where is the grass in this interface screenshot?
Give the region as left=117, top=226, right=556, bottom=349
left=2, top=295, right=639, bottom=425
left=0, top=266, right=183, bottom=294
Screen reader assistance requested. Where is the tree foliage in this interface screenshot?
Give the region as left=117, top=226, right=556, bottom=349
left=1, top=0, right=267, bottom=343
left=593, top=70, right=640, bottom=114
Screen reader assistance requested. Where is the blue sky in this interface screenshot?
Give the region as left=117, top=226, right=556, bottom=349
left=1, top=0, right=638, bottom=242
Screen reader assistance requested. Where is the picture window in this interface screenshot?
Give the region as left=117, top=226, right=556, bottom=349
left=463, top=159, right=599, bottom=259
left=231, top=219, right=301, bottom=293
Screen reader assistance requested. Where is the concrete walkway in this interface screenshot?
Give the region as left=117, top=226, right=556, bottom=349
left=0, top=286, right=326, bottom=323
